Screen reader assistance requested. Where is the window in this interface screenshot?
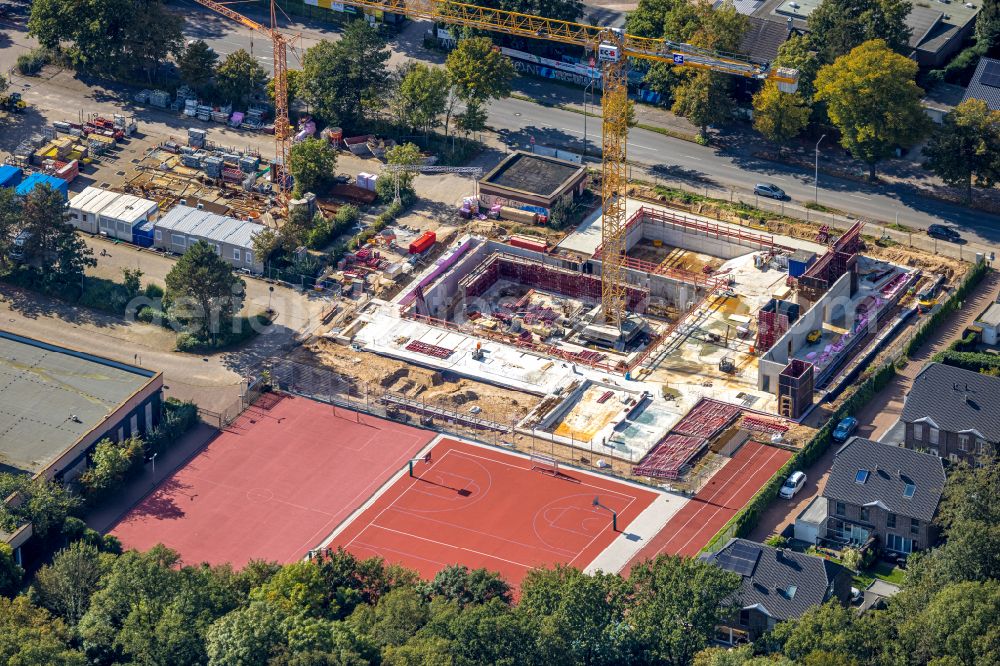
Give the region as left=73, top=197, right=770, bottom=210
left=913, top=423, right=924, bottom=441
left=233, top=248, right=241, bottom=261
left=929, top=427, right=940, bottom=445
left=855, top=469, right=869, bottom=484
left=910, top=518, right=920, bottom=536
left=976, top=438, right=987, bottom=455
left=959, top=433, right=971, bottom=451
left=835, top=502, right=846, bottom=516
left=780, top=586, right=797, bottom=600
left=155, top=230, right=162, bottom=241
left=739, top=609, right=750, bottom=627
left=245, top=251, right=253, bottom=264
left=887, top=512, right=896, bottom=529
left=886, top=534, right=913, bottom=554
left=903, top=483, right=916, bottom=498
left=860, top=507, right=870, bottom=523
left=171, top=234, right=185, bottom=247
left=71, top=212, right=79, bottom=219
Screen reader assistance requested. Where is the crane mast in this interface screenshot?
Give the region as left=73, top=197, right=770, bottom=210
left=190, top=0, right=798, bottom=333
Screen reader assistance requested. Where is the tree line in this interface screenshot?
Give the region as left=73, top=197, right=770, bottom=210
left=1, top=461, right=998, bottom=665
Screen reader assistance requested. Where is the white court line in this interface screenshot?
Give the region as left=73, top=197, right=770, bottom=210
left=848, top=194, right=870, bottom=200
left=671, top=446, right=786, bottom=555
left=359, top=523, right=538, bottom=570
left=679, top=155, right=703, bottom=161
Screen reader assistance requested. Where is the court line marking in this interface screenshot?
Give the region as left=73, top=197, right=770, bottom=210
left=359, top=523, right=539, bottom=571
left=668, top=445, right=787, bottom=555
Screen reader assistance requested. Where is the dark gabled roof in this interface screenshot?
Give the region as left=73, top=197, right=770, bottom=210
left=962, top=58, right=1000, bottom=112
left=701, top=539, right=846, bottom=621
left=825, top=438, right=945, bottom=522
left=738, top=16, right=791, bottom=63
left=901, top=362, right=1000, bottom=442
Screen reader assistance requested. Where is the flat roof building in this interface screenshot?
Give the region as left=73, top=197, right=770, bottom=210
left=0, top=330, right=163, bottom=563
left=479, top=151, right=588, bottom=219
left=68, top=186, right=160, bottom=241
left=154, top=205, right=265, bottom=274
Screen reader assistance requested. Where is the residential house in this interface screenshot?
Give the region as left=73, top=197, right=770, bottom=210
left=824, top=438, right=945, bottom=556
left=900, top=362, right=1000, bottom=465
left=153, top=205, right=265, bottom=274
left=962, top=57, right=1000, bottom=112
left=700, top=538, right=852, bottom=644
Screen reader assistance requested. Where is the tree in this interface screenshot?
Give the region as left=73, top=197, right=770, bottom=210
left=376, top=142, right=424, bottom=204
left=456, top=100, right=489, bottom=136
left=267, top=69, right=303, bottom=113
left=164, top=240, right=246, bottom=340
left=394, top=62, right=450, bottom=134
left=923, top=99, right=1000, bottom=203
left=32, top=541, right=105, bottom=625
left=753, top=81, right=810, bottom=145
left=251, top=227, right=279, bottom=269
left=807, top=0, right=912, bottom=62
left=0, top=473, right=81, bottom=538
left=894, top=581, right=1000, bottom=665
left=446, top=37, right=516, bottom=106
left=77, top=436, right=144, bottom=500
left=0, top=542, right=23, bottom=596
left=423, top=565, right=512, bottom=606
left=289, top=137, right=338, bottom=196
left=671, top=71, right=733, bottom=140
left=302, top=20, right=390, bottom=129
left=28, top=0, right=182, bottom=80
left=20, top=184, right=95, bottom=291
left=627, top=555, right=742, bottom=665
left=814, top=40, right=929, bottom=179
left=978, top=0, right=1000, bottom=51
left=177, top=39, right=219, bottom=97
left=121, top=266, right=143, bottom=300
left=215, top=49, right=269, bottom=106
left=765, top=600, right=876, bottom=662
left=0, top=596, right=85, bottom=666
left=0, top=186, right=20, bottom=269
left=774, top=34, right=822, bottom=102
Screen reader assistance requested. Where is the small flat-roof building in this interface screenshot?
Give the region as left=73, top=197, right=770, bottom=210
left=479, top=151, right=588, bottom=219
left=154, top=205, right=265, bottom=274
left=0, top=330, right=163, bottom=563
left=68, top=186, right=160, bottom=241
left=975, top=302, right=1000, bottom=346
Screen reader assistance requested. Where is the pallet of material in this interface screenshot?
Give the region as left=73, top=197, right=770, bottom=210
left=405, top=340, right=454, bottom=359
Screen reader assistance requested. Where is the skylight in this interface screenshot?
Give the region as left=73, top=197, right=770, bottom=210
left=781, top=585, right=797, bottom=600
left=903, top=483, right=916, bottom=498
left=855, top=469, right=869, bottom=484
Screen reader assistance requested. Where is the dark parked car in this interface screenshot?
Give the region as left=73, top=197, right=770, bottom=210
left=927, top=224, right=960, bottom=242
left=833, top=416, right=859, bottom=442
left=754, top=183, right=786, bottom=200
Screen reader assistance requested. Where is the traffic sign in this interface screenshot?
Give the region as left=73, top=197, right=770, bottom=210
left=673, top=54, right=684, bottom=65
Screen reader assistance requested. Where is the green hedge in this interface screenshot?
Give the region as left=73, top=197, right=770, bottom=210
left=703, top=361, right=897, bottom=552
left=932, top=350, right=1000, bottom=374
left=175, top=313, right=272, bottom=353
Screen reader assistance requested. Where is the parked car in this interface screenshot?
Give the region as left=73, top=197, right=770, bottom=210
left=833, top=416, right=859, bottom=442
left=754, top=183, right=786, bottom=200
left=779, top=471, right=807, bottom=499
left=927, top=224, right=960, bottom=242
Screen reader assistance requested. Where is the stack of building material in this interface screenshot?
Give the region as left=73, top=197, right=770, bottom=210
left=222, top=166, right=242, bottom=183
left=183, top=99, right=198, bottom=117
left=243, top=108, right=265, bottom=129
left=113, top=114, right=137, bottom=137
left=188, top=128, right=206, bottom=148
left=229, top=112, right=244, bottom=128
left=344, top=135, right=373, bottom=155
left=135, top=89, right=151, bottom=104
left=239, top=155, right=260, bottom=173
left=356, top=172, right=377, bottom=191
left=180, top=152, right=202, bottom=169
left=16, top=173, right=68, bottom=200
left=149, top=90, right=170, bottom=108
left=203, top=156, right=224, bottom=178
left=211, top=108, right=230, bottom=123
left=88, top=134, right=115, bottom=155
left=196, top=105, right=212, bottom=122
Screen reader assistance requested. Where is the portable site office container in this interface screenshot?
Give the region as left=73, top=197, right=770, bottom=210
left=15, top=172, right=68, bottom=200
left=153, top=205, right=265, bottom=274
left=67, top=186, right=159, bottom=241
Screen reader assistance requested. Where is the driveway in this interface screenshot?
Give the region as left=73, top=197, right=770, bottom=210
left=748, top=268, right=1000, bottom=542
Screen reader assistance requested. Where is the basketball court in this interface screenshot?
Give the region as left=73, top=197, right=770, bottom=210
left=323, top=438, right=659, bottom=585
left=110, top=394, right=435, bottom=567
left=623, top=441, right=792, bottom=570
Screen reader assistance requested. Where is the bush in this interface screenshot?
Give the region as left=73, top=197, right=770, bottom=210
left=16, top=48, right=50, bottom=75
left=932, top=350, right=1000, bottom=374
left=764, top=535, right=789, bottom=549
left=78, top=436, right=145, bottom=502
left=145, top=398, right=199, bottom=457
left=174, top=312, right=271, bottom=353
left=144, top=283, right=165, bottom=299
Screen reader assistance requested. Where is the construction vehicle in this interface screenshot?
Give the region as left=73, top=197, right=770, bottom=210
left=1, top=92, right=26, bottom=113
left=194, top=0, right=798, bottom=335
left=719, top=356, right=736, bottom=374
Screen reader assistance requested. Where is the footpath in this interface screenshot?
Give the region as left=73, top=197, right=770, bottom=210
left=748, top=269, right=1000, bottom=542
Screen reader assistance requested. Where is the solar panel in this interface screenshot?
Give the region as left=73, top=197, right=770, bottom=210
left=982, top=61, right=1000, bottom=89
left=717, top=542, right=761, bottom=577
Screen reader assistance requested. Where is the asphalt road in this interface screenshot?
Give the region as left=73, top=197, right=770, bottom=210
left=169, top=4, right=1000, bottom=249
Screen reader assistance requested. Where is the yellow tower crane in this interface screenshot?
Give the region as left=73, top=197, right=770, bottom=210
left=191, top=0, right=293, bottom=199
left=193, top=0, right=799, bottom=332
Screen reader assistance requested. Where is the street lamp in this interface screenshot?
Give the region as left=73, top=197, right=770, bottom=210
left=814, top=134, right=827, bottom=203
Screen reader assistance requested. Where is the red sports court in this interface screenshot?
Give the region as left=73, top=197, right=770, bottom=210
left=327, top=438, right=658, bottom=586
left=624, top=441, right=791, bottom=570
left=111, top=394, right=435, bottom=567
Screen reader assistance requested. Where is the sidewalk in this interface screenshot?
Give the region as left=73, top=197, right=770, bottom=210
left=85, top=423, right=219, bottom=534
left=747, top=268, right=999, bottom=542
